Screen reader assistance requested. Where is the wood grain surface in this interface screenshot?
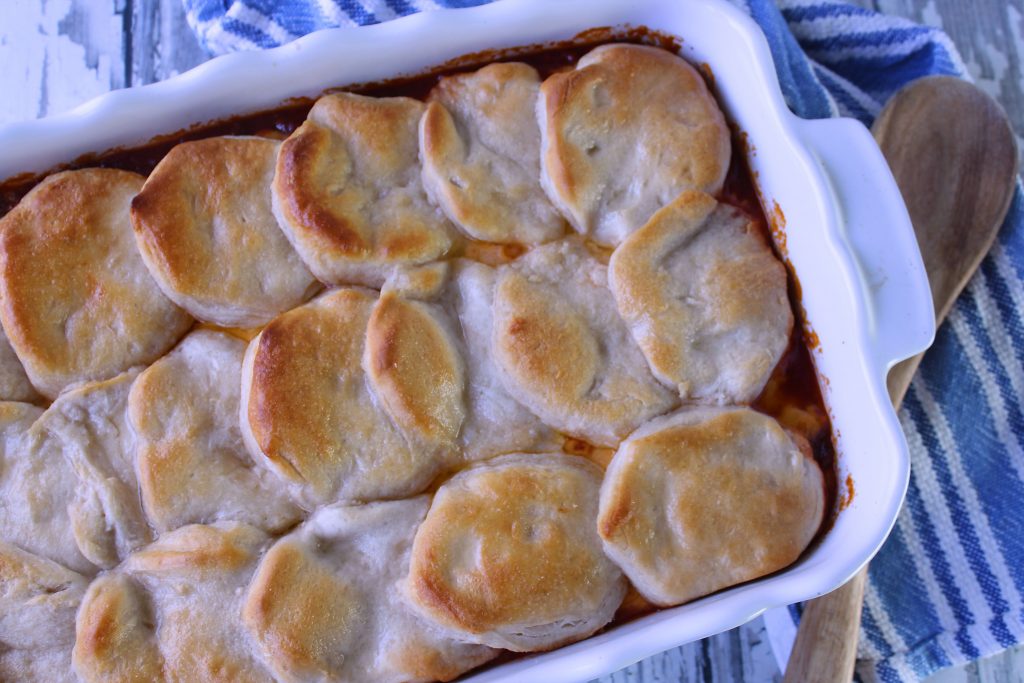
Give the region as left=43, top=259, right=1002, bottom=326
left=0, top=1, right=1022, bottom=681
left=867, top=0, right=1024, bottom=167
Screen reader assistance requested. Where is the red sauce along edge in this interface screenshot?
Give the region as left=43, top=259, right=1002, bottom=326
left=0, top=26, right=839, bottom=615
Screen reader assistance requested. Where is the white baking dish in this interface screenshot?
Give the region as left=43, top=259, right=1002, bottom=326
left=0, top=0, right=934, bottom=680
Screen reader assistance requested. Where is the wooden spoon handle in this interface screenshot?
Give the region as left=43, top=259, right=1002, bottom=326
left=782, top=569, right=866, bottom=683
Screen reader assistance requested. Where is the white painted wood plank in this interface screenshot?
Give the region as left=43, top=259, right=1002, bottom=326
left=873, top=0, right=1024, bottom=162
left=0, top=0, right=207, bottom=126
left=592, top=618, right=781, bottom=683
left=0, top=0, right=127, bottom=124
left=130, top=0, right=207, bottom=85
left=930, top=650, right=1024, bottom=683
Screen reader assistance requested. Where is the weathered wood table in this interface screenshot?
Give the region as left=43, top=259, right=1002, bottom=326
left=1, top=1, right=1021, bottom=680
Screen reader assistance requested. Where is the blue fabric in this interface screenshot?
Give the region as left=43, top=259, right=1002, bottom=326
left=181, top=0, right=1024, bottom=680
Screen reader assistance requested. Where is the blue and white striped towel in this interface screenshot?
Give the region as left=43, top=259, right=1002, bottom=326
left=181, top=1, right=1024, bottom=681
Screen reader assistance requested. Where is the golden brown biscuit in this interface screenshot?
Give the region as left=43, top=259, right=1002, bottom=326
left=5, top=371, right=149, bottom=575
left=609, top=191, right=792, bottom=403
left=0, top=169, right=192, bottom=398
left=27, top=370, right=151, bottom=571
left=492, top=238, right=676, bottom=446
left=597, top=407, right=825, bottom=606
left=376, top=261, right=557, bottom=462
left=272, top=93, right=454, bottom=286
left=73, top=573, right=164, bottom=683
left=365, top=290, right=467, bottom=452
left=0, top=401, right=90, bottom=574
left=129, top=330, right=301, bottom=533
left=131, top=136, right=319, bottom=327
left=442, top=260, right=558, bottom=461
left=420, top=62, right=565, bottom=244
left=244, top=498, right=495, bottom=683
left=240, top=288, right=445, bottom=507
left=380, top=260, right=451, bottom=299
left=0, top=325, right=39, bottom=403
left=0, top=542, right=87, bottom=683
left=74, top=523, right=276, bottom=683
left=538, top=44, right=731, bottom=246
left=403, top=453, right=626, bottom=651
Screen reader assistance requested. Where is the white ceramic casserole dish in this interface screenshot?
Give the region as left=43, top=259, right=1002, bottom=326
left=0, top=0, right=934, bottom=680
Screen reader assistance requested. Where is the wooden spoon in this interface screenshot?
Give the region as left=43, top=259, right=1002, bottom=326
left=783, top=76, right=1018, bottom=683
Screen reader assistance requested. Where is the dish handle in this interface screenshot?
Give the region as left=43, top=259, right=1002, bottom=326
left=796, top=116, right=936, bottom=377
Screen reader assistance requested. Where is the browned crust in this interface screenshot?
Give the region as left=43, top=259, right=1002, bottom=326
left=0, top=168, right=191, bottom=397
left=245, top=297, right=351, bottom=481
left=129, top=135, right=318, bottom=326
left=495, top=274, right=599, bottom=403
left=0, top=542, right=83, bottom=597
left=379, top=217, right=443, bottom=258
left=127, top=525, right=257, bottom=574
left=73, top=575, right=164, bottom=683
left=596, top=484, right=633, bottom=540
left=609, top=190, right=792, bottom=400
left=390, top=640, right=481, bottom=683
left=419, top=100, right=452, bottom=174
left=538, top=68, right=591, bottom=209
left=597, top=413, right=744, bottom=544
left=365, top=293, right=465, bottom=446
left=242, top=540, right=357, bottom=678
left=243, top=288, right=430, bottom=501
left=406, top=455, right=621, bottom=635
left=269, top=93, right=456, bottom=287
left=597, top=409, right=824, bottom=606
left=275, top=122, right=368, bottom=255
left=538, top=44, right=731, bottom=242
left=420, top=62, right=564, bottom=245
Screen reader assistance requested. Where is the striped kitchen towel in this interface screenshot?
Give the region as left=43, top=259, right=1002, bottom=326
left=181, top=0, right=1024, bottom=681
